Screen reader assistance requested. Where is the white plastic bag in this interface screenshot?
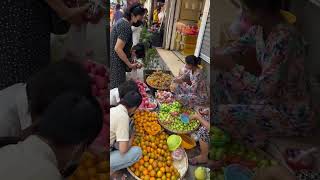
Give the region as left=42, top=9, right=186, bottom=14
left=65, top=24, right=88, bottom=61
left=127, top=58, right=144, bottom=80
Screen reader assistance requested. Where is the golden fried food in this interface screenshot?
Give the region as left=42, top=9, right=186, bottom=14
left=146, top=71, right=173, bottom=90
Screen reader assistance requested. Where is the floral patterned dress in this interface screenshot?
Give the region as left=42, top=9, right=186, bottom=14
left=213, top=24, right=316, bottom=148
left=174, top=68, right=208, bottom=108
left=194, top=107, right=210, bottom=144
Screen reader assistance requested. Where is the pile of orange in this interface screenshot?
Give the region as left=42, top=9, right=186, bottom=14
left=133, top=111, right=160, bottom=136
left=69, top=152, right=108, bottom=180
left=144, top=122, right=161, bottom=135
left=131, top=132, right=180, bottom=179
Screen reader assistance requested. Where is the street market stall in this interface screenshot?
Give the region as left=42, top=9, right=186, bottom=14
left=124, top=75, right=283, bottom=180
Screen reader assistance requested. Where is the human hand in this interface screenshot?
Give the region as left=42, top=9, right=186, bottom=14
left=128, top=63, right=138, bottom=70
left=86, top=6, right=104, bottom=24
left=136, top=63, right=143, bottom=69
left=173, top=78, right=184, bottom=84
left=190, top=112, right=202, bottom=121
left=170, top=83, right=177, bottom=92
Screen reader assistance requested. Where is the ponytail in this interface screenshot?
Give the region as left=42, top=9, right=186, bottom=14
left=124, top=3, right=146, bottom=21
left=185, top=55, right=201, bottom=67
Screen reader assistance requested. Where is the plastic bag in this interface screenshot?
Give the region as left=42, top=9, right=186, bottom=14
left=65, top=24, right=88, bottom=61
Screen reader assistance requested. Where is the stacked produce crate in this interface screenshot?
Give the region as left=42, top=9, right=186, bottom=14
left=175, top=21, right=199, bottom=56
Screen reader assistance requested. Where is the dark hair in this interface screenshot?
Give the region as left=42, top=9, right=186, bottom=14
left=37, top=93, right=103, bottom=146
left=132, top=43, right=145, bottom=59
left=241, top=0, right=281, bottom=13
left=118, top=80, right=138, bottom=99
left=26, top=61, right=91, bottom=118
left=124, top=3, right=146, bottom=21
left=185, top=55, right=201, bottom=67
left=120, top=91, right=142, bottom=108
left=116, top=4, right=121, bottom=10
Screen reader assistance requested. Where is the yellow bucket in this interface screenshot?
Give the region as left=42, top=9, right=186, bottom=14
left=180, top=134, right=196, bottom=150
left=280, top=10, right=296, bottom=24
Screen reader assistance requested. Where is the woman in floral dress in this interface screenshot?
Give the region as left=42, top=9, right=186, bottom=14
left=173, top=55, right=208, bottom=108
left=212, top=0, right=316, bottom=148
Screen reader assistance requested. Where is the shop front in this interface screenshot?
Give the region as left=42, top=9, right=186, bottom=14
left=163, top=0, right=209, bottom=60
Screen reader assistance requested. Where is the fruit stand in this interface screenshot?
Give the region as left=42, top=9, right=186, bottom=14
left=133, top=71, right=283, bottom=180
left=122, top=68, right=213, bottom=180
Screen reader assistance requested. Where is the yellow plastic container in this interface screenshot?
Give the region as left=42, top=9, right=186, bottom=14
left=280, top=10, right=296, bottom=24
left=167, top=135, right=182, bottom=151
left=180, top=134, right=196, bottom=150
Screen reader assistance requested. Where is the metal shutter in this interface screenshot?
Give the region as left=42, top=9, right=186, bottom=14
left=199, top=11, right=210, bottom=63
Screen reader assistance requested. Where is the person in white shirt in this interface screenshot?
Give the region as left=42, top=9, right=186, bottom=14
left=110, top=91, right=142, bottom=175
left=0, top=61, right=91, bottom=143
left=0, top=92, right=103, bottom=180
left=110, top=80, right=138, bottom=106
left=158, top=4, right=165, bottom=24
left=128, top=43, right=146, bottom=80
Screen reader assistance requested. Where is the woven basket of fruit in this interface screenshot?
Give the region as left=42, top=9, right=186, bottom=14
left=127, top=149, right=188, bottom=180
left=146, top=71, right=174, bottom=90
left=139, top=96, right=159, bottom=112
left=158, top=102, right=200, bottom=134
left=68, top=151, right=108, bottom=180
left=158, top=117, right=200, bottom=135
left=156, top=91, right=175, bottom=105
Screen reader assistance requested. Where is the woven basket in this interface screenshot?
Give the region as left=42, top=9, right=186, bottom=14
left=146, top=77, right=172, bottom=90
left=127, top=150, right=189, bottom=179
left=158, top=118, right=200, bottom=135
